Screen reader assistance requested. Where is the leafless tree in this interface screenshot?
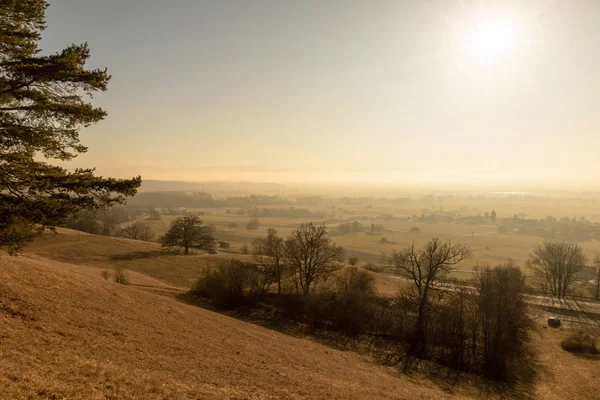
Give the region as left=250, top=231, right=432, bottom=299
left=117, top=221, right=155, bottom=241
left=390, top=238, right=471, bottom=355
left=285, top=223, right=342, bottom=297
left=251, top=228, right=288, bottom=295
left=594, top=253, right=600, bottom=300
left=526, top=242, right=586, bottom=298
left=478, top=263, right=530, bottom=380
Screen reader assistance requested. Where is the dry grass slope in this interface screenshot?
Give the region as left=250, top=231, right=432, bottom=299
left=1, top=252, right=474, bottom=400
left=4, top=230, right=599, bottom=399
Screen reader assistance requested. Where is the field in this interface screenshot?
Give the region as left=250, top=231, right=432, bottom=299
left=3, top=229, right=597, bottom=399
left=143, top=199, right=600, bottom=286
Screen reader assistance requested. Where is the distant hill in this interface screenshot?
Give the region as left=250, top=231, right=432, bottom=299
left=139, top=180, right=288, bottom=196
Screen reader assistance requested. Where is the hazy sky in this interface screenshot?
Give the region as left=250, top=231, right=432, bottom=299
left=42, top=1, right=600, bottom=188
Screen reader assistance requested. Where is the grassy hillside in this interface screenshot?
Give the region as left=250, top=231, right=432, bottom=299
left=24, top=229, right=249, bottom=289
left=1, top=252, right=471, bottom=400
left=25, top=229, right=405, bottom=296
left=7, top=231, right=599, bottom=399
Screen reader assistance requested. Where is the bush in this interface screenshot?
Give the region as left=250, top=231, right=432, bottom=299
left=347, top=256, right=360, bottom=266
left=101, top=270, right=111, bottom=281
left=192, top=260, right=267, bottom=308
left=246, top=218, right=261, bottom=230
left=561, top=332, right=599, bottom=355
left=114, top=266, right=128, bottom=284
left=148, top=208, right=162, bottom=221
left=364, top=263, right=385, bottom=273
left=329, top=267, right=377, bottom=336
left=409, top=226, right=420, bottom=233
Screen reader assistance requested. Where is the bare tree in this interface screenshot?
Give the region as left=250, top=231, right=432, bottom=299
left=117, top=221, right=155, bottom=241
left=251, top=228, right=287, bottom=295
left=390, top=238, right=471, bottom=355
left=594, top=254, right=600, bottom=300
left=160, top=215, right=215, bottom=255
left=285, top=223, right=342, bottom=297
left=478, top=263, right=530, bottom=380
left=526, top=242, right=586, bottom=298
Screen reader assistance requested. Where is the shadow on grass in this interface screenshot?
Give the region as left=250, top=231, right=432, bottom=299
left=176, top=291, right=544, bottom=399
left=109, top=251, right=175, bottom=261
left=176, top=292, right=360, bottom=352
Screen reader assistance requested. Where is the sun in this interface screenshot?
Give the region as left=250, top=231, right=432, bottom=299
left=457, top=12, right=522, bottom=67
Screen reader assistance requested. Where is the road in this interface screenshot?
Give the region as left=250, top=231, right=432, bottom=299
left=384, top=273, right=600, bottom=322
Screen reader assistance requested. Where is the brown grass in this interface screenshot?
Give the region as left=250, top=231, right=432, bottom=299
left=8, top=229, right=600, bottom=399
left=0, top=252, right=478, bottom=399
left=25, top=228, right=252, bottom=289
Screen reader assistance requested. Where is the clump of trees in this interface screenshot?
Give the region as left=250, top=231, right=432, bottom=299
left=160, top=216, right=215, bottom=254
left=337, top=221, right=364, bottom=235
left=189, top=232, right=533, bottom=383
left=192, top=260, right=268, bottom=308
left=246, top=218, right=261, bottom=230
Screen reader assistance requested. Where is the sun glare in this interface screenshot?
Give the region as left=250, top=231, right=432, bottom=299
left=457, top=12, right=522, bottom=68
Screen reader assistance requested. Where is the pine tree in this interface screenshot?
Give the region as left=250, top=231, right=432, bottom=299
left=0, top=1, right=141, bottom=253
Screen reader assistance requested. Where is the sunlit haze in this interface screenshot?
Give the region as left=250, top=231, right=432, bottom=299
left=42, top=1, right=600, bottom=189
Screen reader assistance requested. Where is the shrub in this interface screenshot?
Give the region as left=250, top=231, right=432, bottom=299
left=347, top=256, right=360, bottom=266
left=409, top=226, right=421, bottom=233
left=561, top=332, right=599, bottom=355
left=330, top=267, right=377, bottom=336
left=192, top=260, right=267, bottom=308
left=101, top=270, right=111, bottom=281
left=114, top=266, right=128, bottom=284
left=364, top=263, right=385, bottom=273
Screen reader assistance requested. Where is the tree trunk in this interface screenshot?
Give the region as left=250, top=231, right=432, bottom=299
left=277, top=275, right=281, bottom=295
left=303, top=281, right=311, bottom=297
left=184, top=246, right=189, bottom=255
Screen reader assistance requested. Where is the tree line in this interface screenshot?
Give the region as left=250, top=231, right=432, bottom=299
left=189, top=227, right=534, bottom=383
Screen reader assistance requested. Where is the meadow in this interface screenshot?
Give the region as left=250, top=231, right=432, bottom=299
left=141, top=191, right=600, bottom=286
